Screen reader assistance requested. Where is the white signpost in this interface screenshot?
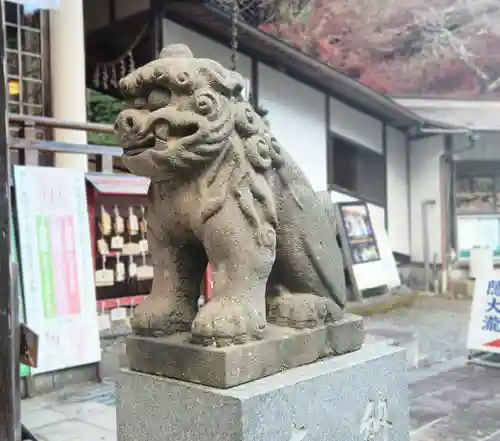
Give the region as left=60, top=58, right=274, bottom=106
left=14, top=165, right=101, bottom=374
left=467, top=276, right=500, bottom=364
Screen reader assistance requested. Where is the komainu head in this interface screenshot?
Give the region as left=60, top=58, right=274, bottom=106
left=114, top=44, right=268, bottom=179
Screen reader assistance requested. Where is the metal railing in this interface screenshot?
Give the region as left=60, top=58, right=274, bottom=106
left=8, top=114, right=122, bottom=172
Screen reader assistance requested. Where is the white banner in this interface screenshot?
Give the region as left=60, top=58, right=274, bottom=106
left=467, top=275, right=500, bottom=354
left=14, top=165, right=101, bottom=374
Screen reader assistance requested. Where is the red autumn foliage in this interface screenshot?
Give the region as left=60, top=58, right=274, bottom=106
left=257, top=0, right=500, bottom=97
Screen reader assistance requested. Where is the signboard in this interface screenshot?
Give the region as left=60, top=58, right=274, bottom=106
left=335, top=200, right=401, bottom=301
left=467, top=276, right=500, bottom=353
left=14, top=166, right=101, bottom=374
left=457, top=215, right=500, bottom=260
left=339, top=203, right=380, bottom=264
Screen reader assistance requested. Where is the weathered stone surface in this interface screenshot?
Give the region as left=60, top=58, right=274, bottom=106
left=114, top=43, right=355, bottom=350
left=126, top=314, right=364, bottom=388
left=117, top=344, right=409, bottom=441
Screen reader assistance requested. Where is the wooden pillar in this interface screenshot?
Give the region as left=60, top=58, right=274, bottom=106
left=0, top=0, right=20, bottom=439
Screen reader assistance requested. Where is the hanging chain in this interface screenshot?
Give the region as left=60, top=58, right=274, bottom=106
left=230, top=0, right=239, bottom=71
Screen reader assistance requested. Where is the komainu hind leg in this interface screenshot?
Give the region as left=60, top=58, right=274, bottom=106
left=267, top=287, right=343, bottom=329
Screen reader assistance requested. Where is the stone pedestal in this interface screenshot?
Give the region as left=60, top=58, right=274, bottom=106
left=117, top=343, right=409, bottom=441
left=126, top=314, right=364, bottom=388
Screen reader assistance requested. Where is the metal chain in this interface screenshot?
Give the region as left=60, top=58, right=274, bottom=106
left=230, top=0, right=239, bottom=71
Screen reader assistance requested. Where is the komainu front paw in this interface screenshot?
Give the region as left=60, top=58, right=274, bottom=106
left=267, top=292, right=343, bottom=329
left=191, top=297, right=266, bottom=347
left=131, top=295, right=196, bottom=337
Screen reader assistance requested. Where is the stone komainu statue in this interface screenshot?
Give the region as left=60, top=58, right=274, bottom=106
left=114, top=44, right=347, bottom=347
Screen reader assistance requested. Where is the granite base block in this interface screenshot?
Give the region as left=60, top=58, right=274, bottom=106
left=126, top=313, right=364, bottom=388
left=117, top=343, right=409, bottom=441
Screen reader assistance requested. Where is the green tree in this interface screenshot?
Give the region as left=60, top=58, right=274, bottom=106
left=87, top=89, right=122, bottom=145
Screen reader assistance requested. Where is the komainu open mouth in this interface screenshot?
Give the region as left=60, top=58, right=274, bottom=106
left=166, top=123, right=199, bottom=140
left=151, top=120, right=200, bottom=143
left=122, top=121, right=200, bottom=157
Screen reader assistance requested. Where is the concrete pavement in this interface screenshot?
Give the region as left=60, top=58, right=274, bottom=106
left=22, top=381, right=116, bottom=441
left=410, top=364, right=500, bottom=441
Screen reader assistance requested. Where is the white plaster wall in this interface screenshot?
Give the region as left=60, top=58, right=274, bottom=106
left=258, top=63, right=327, bottom=191
left=329, top=97, right=383, bottom=153
left=409, top=135, right=444, bottom=262
left=162, top=19, right=252, bottom=81
left=386, top=127, right=410, bottom=255
left=328, top=96, right=409, bottom=254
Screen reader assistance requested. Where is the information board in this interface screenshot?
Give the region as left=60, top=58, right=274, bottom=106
left=467, top=276, right=500, bottom=354
left=338, top=203, right=380, bottom=264
left=457, top=215, right=500, bottom=260
left=14, top=166, right=101, bottom=374
left=335, top=200, right=401, bottom=300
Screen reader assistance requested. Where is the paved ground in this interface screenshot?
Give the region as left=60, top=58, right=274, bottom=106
left=22, top=381, right=116, bottom=441
left=410, top=364, right=500, bottom=441
left=364, top=296, right=471, bottom=381
left=22, top=296, right=499, bottom=441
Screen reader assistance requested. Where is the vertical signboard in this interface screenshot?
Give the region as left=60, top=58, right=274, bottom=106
left=467, top=276, right=500, bottom=353
left=14, top=166, right=101, bottom=374
left=339, top=203, right=380, bottom=265
left=336, top=201, right=401, bottom=301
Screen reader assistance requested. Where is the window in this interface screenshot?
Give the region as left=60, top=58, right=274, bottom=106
left=6, top=2, right=47, bottom=120
left=328, top=135, right=386, bottom=206
left=5, top=1, right=49, bottom=167
left=456, top=174, right=496, bottom=213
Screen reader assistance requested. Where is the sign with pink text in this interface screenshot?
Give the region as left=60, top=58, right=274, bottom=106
left=14, top=166, right=101, bottom=374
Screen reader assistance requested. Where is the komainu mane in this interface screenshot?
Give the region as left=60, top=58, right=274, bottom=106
left=115, top=44, right=348, bottom=347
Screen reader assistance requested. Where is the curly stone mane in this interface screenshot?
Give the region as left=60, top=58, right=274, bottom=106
left=117, top=44, right=300, bottom=246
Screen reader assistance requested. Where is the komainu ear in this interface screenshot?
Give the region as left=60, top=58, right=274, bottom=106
left=159, top=44, right=194, bottom=59
left=200, top=60, right=245, bottom=98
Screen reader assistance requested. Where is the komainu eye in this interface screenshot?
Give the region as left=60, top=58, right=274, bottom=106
left=148, top=89, right=171, bottom=111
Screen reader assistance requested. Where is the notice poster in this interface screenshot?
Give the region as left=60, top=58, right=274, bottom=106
left=339, top=203, right=380, bottom=264
left=14, top=166, right=101, bottom=374
left=467, top=276, right=500, bottom=354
